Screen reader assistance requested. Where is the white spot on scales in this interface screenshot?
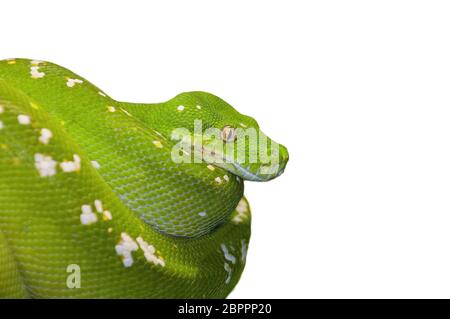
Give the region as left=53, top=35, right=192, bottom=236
left=66, top=78, right=83, bottom=88
left=136, top=237, right=165, bottom=267
left=60, top=154, right=81, bottom=173
left=221, top=244, right=236, bottom=284
left=220, top=244, right=236, bottom=264
left=102, top=210, right=112, bottom=221
left=94, top=199, right=103, bottom=213
left=224, top=263, right=232, bottom=284
left=91, top=160, right=101, bottom=169
left=80, top=204, right=98, bottom=225
left=232, top=198, right=249, bottom=224
left=38, top=128, right=53, bottom=145
left=30, top=66, right=45, bottom=79
left=34, top=153, right=57, bottom=177
left=17, top=115, right=31, bottom=125
left=115, top=233, right=139, bottom=267
left=93, top=199, right=112, bottom=221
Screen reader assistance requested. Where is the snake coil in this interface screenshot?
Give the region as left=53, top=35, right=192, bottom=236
left=0, top=59, right=288, bottom=298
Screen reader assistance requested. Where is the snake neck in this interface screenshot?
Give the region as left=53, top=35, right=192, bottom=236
left=96, top=100, right=246, bottom=238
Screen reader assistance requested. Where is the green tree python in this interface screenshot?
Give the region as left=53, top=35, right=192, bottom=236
left=0, top=58, right=288, bottom=298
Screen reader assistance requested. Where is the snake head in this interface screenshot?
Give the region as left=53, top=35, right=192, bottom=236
left=167, top=92, right=289, bottom=182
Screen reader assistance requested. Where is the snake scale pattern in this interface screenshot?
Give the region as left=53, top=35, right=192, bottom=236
left=0, top=58, right=288, bottom=298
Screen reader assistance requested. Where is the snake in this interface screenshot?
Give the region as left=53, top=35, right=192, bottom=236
left=0, top=58, right=288, bottom=298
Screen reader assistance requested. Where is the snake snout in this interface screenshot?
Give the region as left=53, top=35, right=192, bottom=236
left=278, top=144, right=289, bottom=173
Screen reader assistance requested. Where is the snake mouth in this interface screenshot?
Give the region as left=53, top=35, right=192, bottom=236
left=171, top=130, right=289, bottom=182
left=196, top=143, right=289, bottom=182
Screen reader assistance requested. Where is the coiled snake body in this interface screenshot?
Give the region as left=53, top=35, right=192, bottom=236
left=0, top=59, right=288, bottom=298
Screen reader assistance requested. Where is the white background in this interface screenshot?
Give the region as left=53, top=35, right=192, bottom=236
left=2, top=0, right=450, bottom=298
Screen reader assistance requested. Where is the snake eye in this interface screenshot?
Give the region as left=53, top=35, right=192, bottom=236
left=221, top=126, right=237, bottom=143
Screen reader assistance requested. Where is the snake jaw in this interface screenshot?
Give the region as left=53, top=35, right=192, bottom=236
left=198, top=142, right=289, bottom=182
left=170, top=129, right=289, bottom=181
